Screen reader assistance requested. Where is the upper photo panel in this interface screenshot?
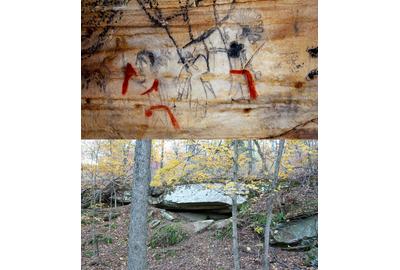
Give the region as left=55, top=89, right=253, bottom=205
left=82, top=0, right=317, bottom=139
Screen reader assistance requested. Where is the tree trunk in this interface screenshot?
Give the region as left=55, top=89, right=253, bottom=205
left=262, top=140, right=285, bottom=270
left=160, top=140, right=164, bottom=169
left=263, top=196, right=274, bottom=270
left=91, top=142, right=100, bottom=262
left=247, top=140, right=255, bottom=176
left=232, top=139, right=241, bottom=270
left=253, top=140, right=267, bottom=175
left=128, top=140, right=152, bottom=270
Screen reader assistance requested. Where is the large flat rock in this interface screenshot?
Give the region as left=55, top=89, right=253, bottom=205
left=271, top=215, right=318, bottom=246
left=151, top=184, right=247, bottom=214
left=177, top=212, right=230, bottom=222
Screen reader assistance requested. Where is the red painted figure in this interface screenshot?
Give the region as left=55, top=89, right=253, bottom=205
left=144, top=105, right=180, bottom=129
left=140, top=79, right=159, bottom=96
left=122, top=52, right=180, bottom=131
left=122, top=63, right=138, bottom=95
left=230, top=69, right=258, bottom=100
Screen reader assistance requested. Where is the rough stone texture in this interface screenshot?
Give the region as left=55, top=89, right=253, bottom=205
left=210, top=218, right=232, bottom=230
left=271, top=215, right=317, bottom=246
left=160, top=210, right=176, bottom=221
left=149, top=186, right=165, bottom=197
left=184, top=220, right=215, bottom=234
left=81, top=189, right=101, bottom=209
left=152, top=184, right=247, bottom=214
left=149, top=219, right=161, bottom=229
left=111, top=191, right=132, bottom=204
left=81, top=0, right=318, bottom=139
left=305, top=247, right=318, bottom=267
left=284, top=199, right=318, bottom=220
left=178, top=212, right=230, bottom=222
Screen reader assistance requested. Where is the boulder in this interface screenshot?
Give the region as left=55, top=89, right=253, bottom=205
left=178, top=212, right=230, bottom=222
left=149, top=186, right=165, bottom=197
left=102, top=180, right=132, bottom=204
left=184, top=220, right=214, bottom=234
left=177, top=212, right=210, bottom=221
left=284, top=199, right=318, bottom=220
left=151, top=184, right=247, bottom=214
left=271, top=215, right=317, bottom=248
left=148, top=195, right=163, bottom=205
left=149, top=219, right=161, bottom=229
left=305, top=246, right=318, bottom=267
left=111, top=190, right=131, bottom=204
left=81, top=188, right=102, bottom=208
left=210, top=218, right=232, bottom=230
left=160, top=210, right=176, bottom=221
left=81, top=180, right=133, bottom=208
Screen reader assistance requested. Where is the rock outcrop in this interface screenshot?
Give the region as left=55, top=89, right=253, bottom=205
left=81, top=181, right=132, bottom=208
left=150, top=184, right=247, bottom=214
left=271, top=215, right=318, bottom=249
left=183, top=220, right=215, bottom=234
left=210, top=218, right=232, bottom=230
left=177, top=212, right=230, bottom=221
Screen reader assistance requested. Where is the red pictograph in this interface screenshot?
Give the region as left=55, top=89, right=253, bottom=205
left=144, top=105, right=180, bottom=129
left=140, top=79, right=159, bottom=96
left=122, top=63, right=138, bottom=95
left=230, top=69, right=258, bottom=100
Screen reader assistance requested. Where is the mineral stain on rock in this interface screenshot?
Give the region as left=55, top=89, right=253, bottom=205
left=243, top=108, right=252, bottom=113
left=294, top=81, right=304, bottom=89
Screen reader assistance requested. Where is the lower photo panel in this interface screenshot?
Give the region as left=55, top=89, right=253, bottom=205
left=81, top=139, right=318, bottom=270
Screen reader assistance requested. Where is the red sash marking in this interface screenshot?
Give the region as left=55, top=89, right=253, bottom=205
left=144, top=105, right=180, bottom=129
left=140, top=79, right=159, bottom=95
left=230, top=69, right=258, bottom=100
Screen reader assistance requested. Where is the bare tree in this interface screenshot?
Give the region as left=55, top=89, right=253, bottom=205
left=128, top=140, right=152, bottom=270
left=247, top=140, right=255, bottom=176
left=89, top=141, right=101, bottom=263
left=253, top=140, right=267, bottom=175
left=232, top=139, right=241, bottom=270
left=262, top=140, right=285, bottom=270
left=160, top=140, right=165, bottom=169
left=171, top=140, right=180, bottom=159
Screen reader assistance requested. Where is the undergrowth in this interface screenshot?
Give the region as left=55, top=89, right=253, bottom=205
left=150, top=223, right=188, bottom=248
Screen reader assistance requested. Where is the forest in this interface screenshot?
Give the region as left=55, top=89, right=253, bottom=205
left=81, top=140, right=318, bottom=270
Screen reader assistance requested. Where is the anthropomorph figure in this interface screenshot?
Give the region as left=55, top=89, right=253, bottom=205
left=122, top=49, right=180, bottom=130
left=176, top=49, right=217, bottom=117
left=226, top=8, right=265, bottom=100
left=136, top=50, right=180, bottom=129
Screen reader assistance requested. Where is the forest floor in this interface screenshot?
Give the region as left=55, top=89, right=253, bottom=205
left=82, top=204, right=316, bottom=270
